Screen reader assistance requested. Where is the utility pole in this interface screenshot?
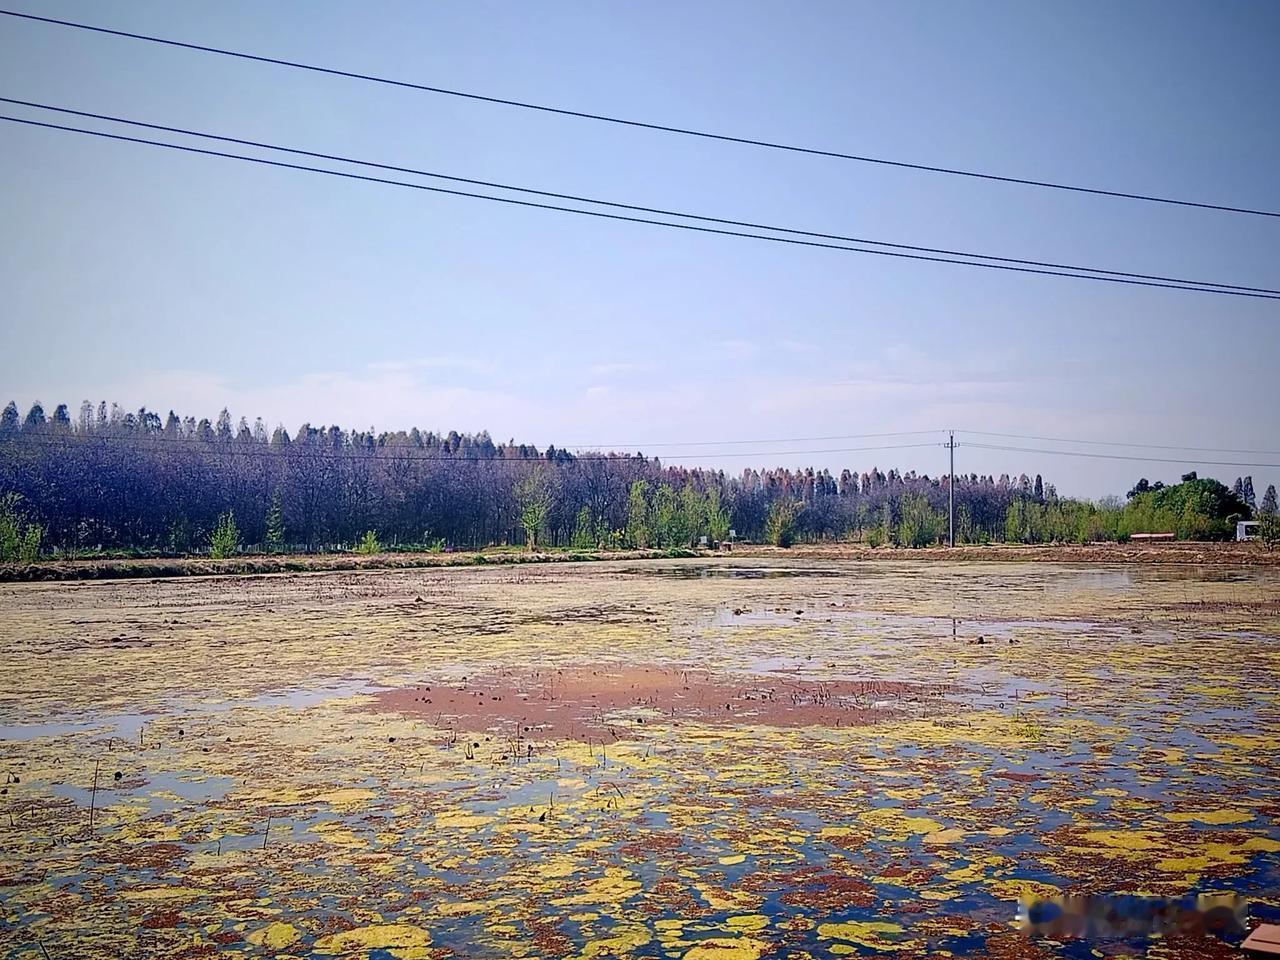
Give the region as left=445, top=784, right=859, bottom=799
left=948, top=431, right=955, bottom=547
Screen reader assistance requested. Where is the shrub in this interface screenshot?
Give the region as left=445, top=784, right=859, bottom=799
left=865, top=525, right=886, bottom=548
left=0, top=493, right=42, bottom=564
left=264, top=492, right=285, bottom=553
left=898, top=493, right=944, bottom=547
left=208, top=511, right=239, bottom=560
left=570, top=506, right=596, bottom=550
left=1260, top=513, right=1280, bottom=552
left=354, top=530, right=381, bottom=554
left=765, top=500, right=798, bottom=547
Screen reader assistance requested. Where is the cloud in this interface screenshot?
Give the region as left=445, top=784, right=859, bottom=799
left=363, top=356, right=495, bottom=376
left=588, top=361, right=655, bottom=378
left=779, top=339, right=820, bottom=355
left=75, top=367, right=528, bottom=436
left=717, top=338, right=760, bottom=360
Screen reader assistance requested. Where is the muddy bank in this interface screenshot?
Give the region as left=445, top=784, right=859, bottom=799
left=373, top=665, right=952, bottom=739
left=3, top=539, right=1275, bottom=583
left=0, top=547, right=698, bottom=583
left=742, top=541, right=1280, bottom=566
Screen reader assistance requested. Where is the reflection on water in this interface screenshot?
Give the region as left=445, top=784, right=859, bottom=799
left=0, top=677, right=380, bottom=742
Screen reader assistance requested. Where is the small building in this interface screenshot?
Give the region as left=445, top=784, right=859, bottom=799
left=1244, top=922, right=1280, bottom=957
left=1237, top=520, right=1260, bottom=542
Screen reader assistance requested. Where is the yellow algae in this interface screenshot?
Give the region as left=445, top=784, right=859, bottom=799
left=247, top=922, right=301, bottom=949
left=922, top=827, right=966, bottom=845
left=884, top=787, right=931, bottom=801
left=695, top=883, right=763, bottom=912
left=941, top=863, right=985, bottom=883
left=434, top=901, right=488, bottom=917
left=1156, top=855, right=1212, bottom=872
left=580, top=924, right=651, bottom=957
left=818, top=826, right=862, bottom=838
left=1187, top=685, right=1236, bottom=697
left=537, top=860, right=579, bottom=879
left=434, top=810, right=495, bottom=828
left=311, top=821, right=366, bottom=848
left=1163, top=809, right=1254, bottom=825
left=988, top=879, right=1061, bottom=901
left=683, top=938, right=770, bottom=960
left=119, top=887, right=209, bottom=901
left=1240, top=837, right=1280, bottom=853
left=1080, top=830, right=1164, bottom=851
left=817, top=920, right=912, bottom=950
left=552, top=867, right=641, bottom=907
left=315, top=787, right=378, bottom=807
left=1215, top=734, right=1275, bottom=750
left=314, top=924, right=432, bottom=955
left=724, top=915, right=769, bottom=932
left=858, top=807, right=943, bottom=837
left=718, top=853, right=746, bottom=865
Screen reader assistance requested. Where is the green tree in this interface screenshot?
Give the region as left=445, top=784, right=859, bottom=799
left=209, top=511, right=240, bottom=559
left=677, top=485, right=706, bottom=546
left=1262, top=484, right=1278, bottom=516
left=0, top=401, right=18, bottom=436
left=1004, top=499, right=1026, bottom=543
left=765, top=499, right=798, bottom=547
left=354, top=530, right=381, bottom=554
left=705, top=486, right=730, bottom=544
left=651, top=484, right=679, bottom=547
left=1122, top=476, right=1245, bottom=540
left=514, top=465, right=557, bottom=550
left=264, top=491, right=286, bottom=553
left=956, top=503, right=974, bottom=544
left=1259, top=513, right=1280, bottom=551
left=898, top=492, right=944, bottom=547
left=625, top=480, right=652, bottom=548
left=0, top=493, right=42, bottom=564
left=570, top=506, right=596, bottom=550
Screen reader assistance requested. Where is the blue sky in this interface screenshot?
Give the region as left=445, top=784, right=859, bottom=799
left=1, top=0, right=1277, bottom=498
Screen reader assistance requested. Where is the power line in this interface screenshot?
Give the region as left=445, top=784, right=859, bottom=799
left=5, top=115, right=1278, bottom=301
left=3, top=7, right=1276, bottom=220
left=6, top=98, right=1276, bottom=297
left=962, top=429, right=1280, bottom=457
left=962, top=441, right=1280, bottom=469
left=0, top=433, right=943, bottom=463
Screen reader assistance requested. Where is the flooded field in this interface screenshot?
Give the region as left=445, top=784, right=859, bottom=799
left=1, top=559, right=1278, bottom=958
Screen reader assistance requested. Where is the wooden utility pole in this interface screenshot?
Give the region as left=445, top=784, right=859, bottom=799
left=948, top=431, right=955, bottom=547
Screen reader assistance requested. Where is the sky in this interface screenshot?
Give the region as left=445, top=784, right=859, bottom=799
left=1, top=0, right=1277, bottom=499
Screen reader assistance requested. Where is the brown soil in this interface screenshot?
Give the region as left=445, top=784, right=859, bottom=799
left=374, top=665, right=944, bottom=738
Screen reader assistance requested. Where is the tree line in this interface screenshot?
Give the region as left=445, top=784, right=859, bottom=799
left=0, top=400, right=1274, bottom=559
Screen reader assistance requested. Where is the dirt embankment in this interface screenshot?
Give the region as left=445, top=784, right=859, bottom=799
left=1, top=540, right=1274, bottom=583
left=735, top=541, right=1280, bottom=566
left=0, top=547, right=695, bottom=583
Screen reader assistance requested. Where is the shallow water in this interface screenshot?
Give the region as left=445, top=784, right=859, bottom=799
left=1, top=558, right=1277, bottom=958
